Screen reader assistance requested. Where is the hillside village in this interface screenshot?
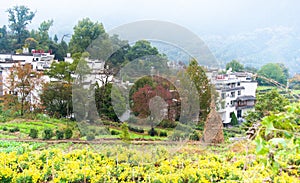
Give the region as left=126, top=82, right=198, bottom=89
left=0, top=4, right=299, bottom=182
left=0, top=48, right=258, bottom=126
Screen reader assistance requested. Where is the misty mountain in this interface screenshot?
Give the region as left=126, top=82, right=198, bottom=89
left=203, top=26, right=300, bottom=76
left=151, top=26, right=300, bottom=76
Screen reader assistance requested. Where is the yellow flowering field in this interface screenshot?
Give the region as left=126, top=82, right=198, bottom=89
left=0, top=142, right=299, bottom=183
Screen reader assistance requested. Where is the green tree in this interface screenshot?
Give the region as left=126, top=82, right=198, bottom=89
left=226, top=60, right=244, bottom=72
left=107, top=34, right=130, bottom=68
left=49, top=40, right=68, bottom=61
left=70, top=52, right=91, bottom=83
left=245, top=89, right=289, bottom=127
left=36, top=19, right=54, bottom=50
left=43, top=60, right=73, bottom=118
left=257, top=63, right=289, bottom=85
left=125, top=40, right=160, bottom=61
left=186, top=59, right=212, bottom=123
left=230, top=112, right=238, bottom=126
left=46, top=61, right=72, bottom=82
left=0, top=25, right=13, bottom=52
left=69, top=18, right=106, bottom=54
left=40, top=82, right=72, bottom=118
left=53, top=34, right=58, bottom=43
left=7, top=5, right=35, bottom=48
left=95, top=83, right=125, bottom=122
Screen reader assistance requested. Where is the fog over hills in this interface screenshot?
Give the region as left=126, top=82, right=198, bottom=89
left=152, top=26, right=300, bottom=76
left=1, top=0, right=300, bottom=75
left=203, top=26, right=300, bottom=75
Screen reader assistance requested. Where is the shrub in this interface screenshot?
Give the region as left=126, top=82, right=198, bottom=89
left=148, top=127, right=158, bottom=136
left=159, top=130, right=168, bottom=137
left=128, top=125, right=144, bottom=133
left=90, top=128, right=96, bottom=134
left=195, top=123, right=205, bottom=131
left=56, top=130, right=64, bottom=140
left=86, top=133, right=95, bottom=141
left=176, top=123, right=193, bottom=132
left=43, top=128, right=53, bottom=140
left=35, top=113, right=50, bottom=121
left=97, top=127, right=109, bottom=135
left=110, top=129, right=120, bottom=135
left=9, top=127, right=20, bottom=133
left=230, top=112, right=238, bottom=126
left=2, top=126, right=8, bottom=131
left=79, top=128, right=87, bottom=137
left=170, top=131, right=189, bottom=141
left=0, top=115, right=7, bottom=122
left=158, top=119, right=177, bottom=128
left=64, top=128, right=73, bottom=139
left=189, top=131, right=200, bottom=141
left=29, top=129, right=38, bottom=139
left=120, top=123, right=131, bottom=142
left=103, top=120, right=121, bottom=127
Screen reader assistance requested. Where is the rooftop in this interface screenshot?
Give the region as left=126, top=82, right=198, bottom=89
left=236, top=95, right=256, bottom=101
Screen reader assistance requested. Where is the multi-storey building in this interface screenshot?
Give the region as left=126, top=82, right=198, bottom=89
left=211, top=71, right=258, bottom=126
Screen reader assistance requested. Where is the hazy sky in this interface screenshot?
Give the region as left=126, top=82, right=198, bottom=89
left=1, top=0, right=300, bottom=38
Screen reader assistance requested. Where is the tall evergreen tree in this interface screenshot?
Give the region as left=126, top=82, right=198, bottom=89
left=186, top=59, right=212, bottom=123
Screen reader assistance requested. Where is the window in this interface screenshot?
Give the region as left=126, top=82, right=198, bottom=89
left=230, top=100, right=236, bottom=107
left=237, top=82, right=240, bottom=86
left=237, top=110, right=242, bottom=118
left=238, top=90, right=241, bottom=95
left=221, top=93, right=225, bottom=99
left=230, top=91, right=235, bottom=98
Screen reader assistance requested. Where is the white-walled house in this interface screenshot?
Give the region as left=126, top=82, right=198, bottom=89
left=64, top=55, right=113, bottom=88
left=0, top=52, right=55, bottom=106
left=211, top=71, right=258, bottom=125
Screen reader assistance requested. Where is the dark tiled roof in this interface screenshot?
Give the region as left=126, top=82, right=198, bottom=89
left=221, top=86, right=245, bottom=92
left=236, top=95, right=256, bottom=101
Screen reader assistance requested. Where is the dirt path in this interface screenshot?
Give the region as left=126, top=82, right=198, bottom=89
left=0, top=138, right=207, bottom=145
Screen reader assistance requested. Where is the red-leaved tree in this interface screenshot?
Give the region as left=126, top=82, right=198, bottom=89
left=132, top=84, right=177, bottom=120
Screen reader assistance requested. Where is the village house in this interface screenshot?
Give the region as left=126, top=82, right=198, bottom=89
left=0, top=50, right=55, bottom=104
left=210, top=70, right=258, bottom=126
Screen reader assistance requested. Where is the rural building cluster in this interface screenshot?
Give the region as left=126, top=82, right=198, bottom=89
left=0, top=49, right=257, bottom=126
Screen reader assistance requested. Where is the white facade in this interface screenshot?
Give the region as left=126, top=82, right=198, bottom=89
left=211, top=72, right=257, bottom=125
left=0, top=53, right=55, bottom=107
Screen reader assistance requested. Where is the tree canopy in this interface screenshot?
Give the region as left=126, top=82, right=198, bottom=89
left=186, top=59, right=212, bottom=123
left=257, top=63, right=289, bottom=85
left=245, top=89, right=289, bottom=127
left=7, top=5, right=35, bottom=48
left=69, top=18, right=106, bottom=54
left=40, top=82, right=72, bottom=118
left=4, top=63, right=43, bottom=116
left=126, top=40, right=160, bottom=61
left=226, top=60, right=244, bottom=72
